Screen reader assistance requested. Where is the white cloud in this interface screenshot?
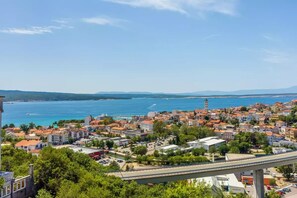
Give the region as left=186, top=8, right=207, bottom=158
left=263, top=49, right=290, bottom=64
left=105, top=0, right=239, bottom=16
left=0, top=26, right=59, bottom=35
left=0, top=20, right=73, bottom=35
left=81, top=16, right=125, bottom=27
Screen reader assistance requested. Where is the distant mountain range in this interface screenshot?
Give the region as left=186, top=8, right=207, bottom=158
left=98, top=86, right=297, bottom=96
left=181, top=86, right=297, bottom=96
left=1, top=86, right=297, bottom=102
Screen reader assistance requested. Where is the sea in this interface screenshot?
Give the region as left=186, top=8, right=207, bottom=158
left=2, top=96, right=297, bottom=126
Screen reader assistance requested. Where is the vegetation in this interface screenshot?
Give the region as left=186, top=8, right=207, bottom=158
left=277, top=165, right=295, bottom=181
left=136, top=150, right=209, bottom=166
left=133, top=146, right=148, bottom=156
left=265, top=190, right=281, bottom=198
left=151, top=122, right=215, bottom=146
left=102, top=117, right=115, bottom=125
left=0, top=90, right=130, bottom=102
left=0, top=145, right=237, bottom=198
left=54, top=119, right=84, bottom=127
left=227, top=132, right=268, bottom=154
left=1, top=145, right=37, bottom=176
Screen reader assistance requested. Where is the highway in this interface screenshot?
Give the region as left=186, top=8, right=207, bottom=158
left=108, top=151, right=297, bottom=184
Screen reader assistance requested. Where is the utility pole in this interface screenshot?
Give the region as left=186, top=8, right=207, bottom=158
left=0, top=96, right=4, bottom=170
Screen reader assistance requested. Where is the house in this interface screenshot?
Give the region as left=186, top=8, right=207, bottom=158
left=214, top=130, right=236, bottom=141
left=140, top=120, right=154, bottom=132
left=15, top=140, right=46, bottom=152
left=265, top=132, right=284, bottom=145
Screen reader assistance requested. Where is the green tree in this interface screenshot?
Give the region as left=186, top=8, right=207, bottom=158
left=240, top=106, right=248, bottom=112
left=20, top=124, right=30, bottom=134
left=29, top=122, right=36, bottom=129
left=36, top=189, right=53, bottom=198
left=264, top=146, right=273, bottom=155
left=218, top=144, right=229, bottom=156
left=106, top=140, right=114, bottom=150
left=239, top=142, right=251, bottom=153
left=265, top=189, right=281, bottom=198
left=192, top=148, right=206, bottom=156
left=209, top=146, right=217, bottom=154
left=153, top=121, right=167, bottom=136
left=278, top=165, right=294, bottom=181
left=133, top=146, right=148, bottom=156
left=98, top=140, right=105, bottom=149
left=0, top=177, right=5, bottom=188
left=103, top=117, right=114, bottom=125
left=230, top=147, right=240, bottom=154
left=154, top=150, right=160, bottom=157
left=163, top=181, right=212, bottom=198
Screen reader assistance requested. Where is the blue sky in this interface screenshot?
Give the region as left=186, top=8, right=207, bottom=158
left=0, top=0, right=297, bottom=93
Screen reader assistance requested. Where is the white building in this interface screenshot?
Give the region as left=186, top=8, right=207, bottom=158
left=140, top=120, right=154, bottom=132
left=84, top=115, right=92, bottom=126
left=147, top=112, right=157, bottom=118
left=15, top=140, right=47, bottom=152
left=195, top=174, right=245, bottom=195
left=48, top=131, right=69, bottom=145
left=187, top=137, right=226, bottom=151
left=159, top=144, right=180, bottom=153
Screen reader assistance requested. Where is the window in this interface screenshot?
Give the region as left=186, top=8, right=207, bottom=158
left=21, top=180, right=25, bottom=188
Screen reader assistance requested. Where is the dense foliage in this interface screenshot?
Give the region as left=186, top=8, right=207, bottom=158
left=152, top=121, right=215, bottom=146
left=1, top=146, right=37, bottom=176
left=225, top=132, right=269, bottom=154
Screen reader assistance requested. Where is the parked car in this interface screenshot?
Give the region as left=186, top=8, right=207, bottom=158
left=283, top=187, right=291, bottom=193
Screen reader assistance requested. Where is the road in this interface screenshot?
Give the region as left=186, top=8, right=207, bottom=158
left=108, top=152, right=297, bottom=184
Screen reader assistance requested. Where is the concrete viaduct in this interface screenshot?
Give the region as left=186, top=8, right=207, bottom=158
left=108, top=151, right=297, bottom=198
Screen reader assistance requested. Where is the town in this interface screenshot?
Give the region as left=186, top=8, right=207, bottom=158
left=2, top=98, right=297, bottom=197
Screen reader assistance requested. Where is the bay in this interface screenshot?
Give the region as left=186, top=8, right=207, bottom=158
left=2, top=96, right=297, bottom=126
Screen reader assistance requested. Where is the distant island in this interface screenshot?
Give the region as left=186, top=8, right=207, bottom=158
left=2, top=85, right=297, bottom=102
left=0, top=90, right=130, bottom=102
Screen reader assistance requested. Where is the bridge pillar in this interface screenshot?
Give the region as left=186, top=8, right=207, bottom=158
left=253, top=169, right=264, bottom=198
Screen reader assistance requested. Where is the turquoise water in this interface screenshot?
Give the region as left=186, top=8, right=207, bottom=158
left=2, top=96, right=297, bottom=126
